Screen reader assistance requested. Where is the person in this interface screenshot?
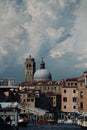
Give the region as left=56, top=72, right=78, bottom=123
left=0, top=89, right=20, bottom=102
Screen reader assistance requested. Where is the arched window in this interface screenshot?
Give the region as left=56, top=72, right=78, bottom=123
left=48, top=81, right=52, bottom=85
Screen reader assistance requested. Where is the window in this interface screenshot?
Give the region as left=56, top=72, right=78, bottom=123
left=73, top=97, right=77, bottom=102
left=75, top=83, right=77, bottom=86
left=54, top=87, right=56, bottom=90
left=28, top=94, right=30, bottom=97
left=80, top=102, right=83, bottom=109
left=64, top=89, right=66, bottom=93
left=53, top=101, right=56, bottom=105
left=23, top=99, right=25, bottom=102
left=31, top=99, right=34, bottom=102
left=73, top=106, right=76, bottom=109
left=63, top=97, right=67, bottom=102
left=71, top=83, right=73, bottom=86
left=26, top=64, right=28, bottom=68
left=29, top=64, right=31, bottom=68
left=64, top=106, right=66, bottom=109
left=73, top=90, right=76, bottom=93
left=27, top=99, right=30, bottom=102
left=68, top=83, right=70, bottom=86
left=80, top=91, right=83, bottom=98
left=48, top=81, right=52, bottom=85
left=80, top=83, right=82, bottom=86
left=51, top=87, right=53, bottom=90
left=53, top=97, right=55, bottom=99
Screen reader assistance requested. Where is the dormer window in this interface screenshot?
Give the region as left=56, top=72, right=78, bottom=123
left=55, top=81, right=60, bottom=85
left=48, top=81, right=52, bottom=85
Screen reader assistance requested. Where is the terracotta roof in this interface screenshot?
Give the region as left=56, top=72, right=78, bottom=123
left=66, top=78, right=78, bottom=81
left=78, top=78, right=85, bottom=82
left=16, top=80, right=63, bottom=86
left=84, top=71, right=87, bottom=73
left=62, top=86, right=77, bottom=88
left=45, top=91, right=57, bottom=96
left=18, top=90, right=33, bottom=94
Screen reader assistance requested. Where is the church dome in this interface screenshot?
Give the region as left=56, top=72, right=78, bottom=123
left=34, top=69, right=52, bottom=81
left=34, top=58, right=52, bottom=81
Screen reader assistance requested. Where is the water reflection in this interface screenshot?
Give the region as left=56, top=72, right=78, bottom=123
left=19, top=123, right=85, bottom=130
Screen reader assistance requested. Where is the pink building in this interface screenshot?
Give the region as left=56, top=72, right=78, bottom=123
left=61, top=78, right=78, bottom=113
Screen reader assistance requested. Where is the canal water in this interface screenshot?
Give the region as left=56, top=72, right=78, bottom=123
left=19, top=123, right=86, bottom=130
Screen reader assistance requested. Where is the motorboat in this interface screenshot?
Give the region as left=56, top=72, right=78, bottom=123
left=64, top=119, right=73, bottom=124
left=57, top=119, right=64, bottom=123
left=77, top=113, right=87, bottom=128
left=37, top=112, right=56, bottom=125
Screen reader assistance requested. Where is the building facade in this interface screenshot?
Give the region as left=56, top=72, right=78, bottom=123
left=61, top=78, right=78, bottom=113
left=77, top=72, right=87, bottom=113
left=19, top=90, right=35, bottom=114
left=62, top=73, right=87, bottom=113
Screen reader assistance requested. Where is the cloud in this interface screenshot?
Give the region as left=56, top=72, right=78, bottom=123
left=0, top=0, right=87, bottom=81
left=50, top=33, right=75, bottom=58
left=71, top=0, right=87, bottom=69
left=75, top=63, right=87, bottom=69
left=49, top=0, right=87, bottom=68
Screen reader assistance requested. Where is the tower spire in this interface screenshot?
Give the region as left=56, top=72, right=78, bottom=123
left=40, top=57, right=45, bottom=69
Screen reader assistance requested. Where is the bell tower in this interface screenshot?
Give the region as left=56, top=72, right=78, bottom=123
left=24, top=55, right=36, bottom=82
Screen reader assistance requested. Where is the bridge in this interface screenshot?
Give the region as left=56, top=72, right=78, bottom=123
left=0, top=102, right=48, bottom=115
left=18, top=104, right=48, bottom=115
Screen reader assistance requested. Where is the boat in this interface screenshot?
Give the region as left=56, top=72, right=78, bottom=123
left=18, top=118, right=29, bottom=127
left=77, top=113, right=87, bottom=128
left=64, top=119, right=73, bottom=124
left=37, top=118, right=55, bottom=125
left=18, top=116, right=29, bottom=127
left=37, top=112, right=56, bottom=125
left=57, top=119, right=64, bottom=123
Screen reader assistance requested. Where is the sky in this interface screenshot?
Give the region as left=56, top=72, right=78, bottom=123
left=0, top=0, right=87, bottom=83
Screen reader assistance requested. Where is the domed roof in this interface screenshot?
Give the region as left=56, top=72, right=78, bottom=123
left=34, top=58, right=52, bottom=81
left=34, top=69, right=52, bottom=81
